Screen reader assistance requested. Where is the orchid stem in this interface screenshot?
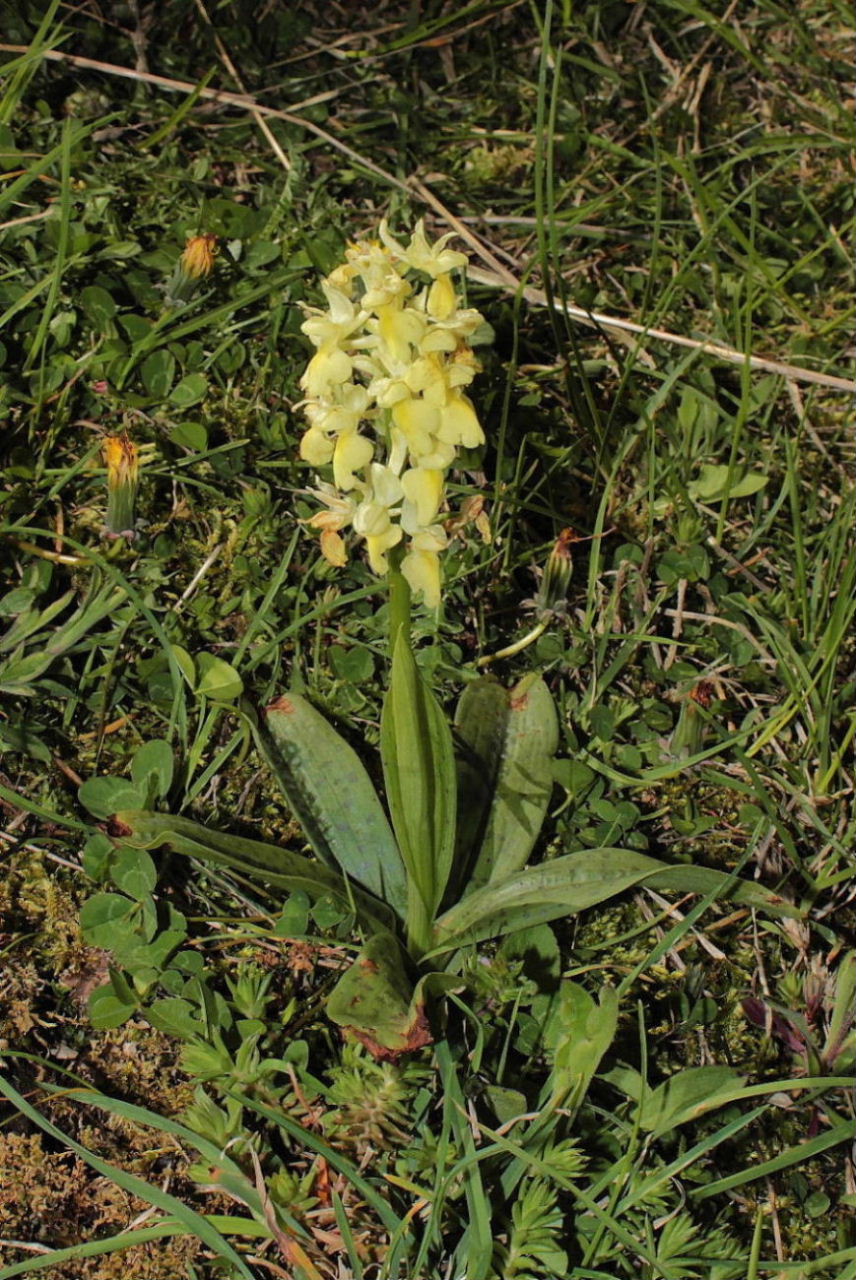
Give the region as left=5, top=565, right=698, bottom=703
left=387, top=550, right=412, bottom=657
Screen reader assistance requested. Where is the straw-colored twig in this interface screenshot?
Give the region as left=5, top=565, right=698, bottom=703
left=467, top=265, right=856, bottom=393
left=0, top=208, right=52, bottom=233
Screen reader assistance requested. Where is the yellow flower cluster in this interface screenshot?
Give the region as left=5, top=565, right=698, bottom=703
left=298, top=220, right=487, bottom=607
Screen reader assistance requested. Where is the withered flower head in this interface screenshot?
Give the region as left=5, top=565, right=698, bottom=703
left=180, top=233, right=219, bottom=279
left=690, top=680, right=715, bottom=708
left=103, top=433, right=138, bottom=487
left=536, top=528, right=577, bottom=616
left=102, top=433, right=140, bottom=540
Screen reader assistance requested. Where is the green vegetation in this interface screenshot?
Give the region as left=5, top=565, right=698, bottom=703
left=1, top=1, right=853, bottom=1277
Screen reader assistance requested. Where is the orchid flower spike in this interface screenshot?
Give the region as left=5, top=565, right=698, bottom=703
left=298, top=220, right=491, bottom=607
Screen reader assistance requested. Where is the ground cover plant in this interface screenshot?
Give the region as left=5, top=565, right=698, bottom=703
left=0, top=1, right=854, bottom=1278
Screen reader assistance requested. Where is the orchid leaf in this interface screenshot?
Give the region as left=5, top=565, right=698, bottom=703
left=257, top=693, right=407, bottom=919
left=326, top=931, right=456, bottom=1058
left=109, top=810, right=397, bottom=935
left=430, top=848, right=799, bottom=953
left=455, top=673, right=559, bottom=892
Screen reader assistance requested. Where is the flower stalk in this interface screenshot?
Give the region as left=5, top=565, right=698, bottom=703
left=478, top=528, right=577, bottom=667
left=387, top=548, right=413, bottom=658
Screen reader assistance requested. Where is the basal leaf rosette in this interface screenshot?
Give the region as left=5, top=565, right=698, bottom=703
left=298, top=220, right=489, bottom=607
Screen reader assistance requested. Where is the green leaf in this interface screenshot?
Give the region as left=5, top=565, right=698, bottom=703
left=79, top=892, right=135, bottom=946
left=146, top=997, right=205, bottom=1039
left=109, top=846, right=157, bottom=899
left=380, top=632, right=457, bottom=950
left=244, top=240, right=281, bottom=269
left=78, top=776, right=145, bottom=819
left=641, top=863, right=800, bottom=916
left=551, top=758, right=595, bottom=796
left=329, top=644, right=374, bottom=683
left=195, top=652, right=243, bottom=701
left=600, top=1064, right=644, bottom=1103
left=826, top=951, right=856, bottom=1066
left=131, top=738, right=174, bottom=801
left=273, top=890, right=311, bottom=937
left=457, top=674, right=559, bottom=892
left=636, top=1065, right=747, bottom=1136
left=140, top=348, right=175, bottom=398
left=483, top=1085, right=528, bottom=1125
left=82, top=831, right=115, bottom=882
left=169, top=372, right=208, bottom=407
left=452, top=677, right=508, bottom=872
left=544, top=981, right=619, bottom=1109
left=88, top=982, right=137, bottom=1029
left=430, top=848, right=799, bottom=953
left=79, top=284, right=117, bottom=327
left=169, top=643, right=196, bottom=688
left=688, top=463, right=768, bottom=502
left=259, top=693, right=407, bottom=917
left=120, top=312, right=152, bottom=343
left=170, top=420, right=208, bottom=451
left=0, top=587, right=35, bottom=616
left=500, top=921, right=560, bottom=980
left=729, top=472, right=769, bottom=498
left=115, top=926, right=185, bottom=978
left=110, top=811, right=397, bottom=936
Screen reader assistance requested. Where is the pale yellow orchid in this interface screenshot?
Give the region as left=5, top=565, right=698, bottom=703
left=342, top=239, right=409, bottom=310
left=305, top=382, right=371, bottom=433
left=437, top=392, right=484, bottom=449
left=379, top=219, right=467, bottom=279
left=301, top=346, right=353, bottom=399
left=352, top=464, right=405, bottom=574
left=401, top=526, right=448, bottom=608
left=374, top=302, right=427, bottom=368
left=426, top=273, right=457, bottom=320
left=299, top=426, right=335, bottom=467
left=332, top=429, right=374, bottom=492
left=298, top=220, right=488, bottom=606
left=401, top=467, right=444, bottom=531
left=300, top=283, right=365, bottom=351
left=391, top=397, right=441, bottom=460
left=446, top=347, right=481, bottom=388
